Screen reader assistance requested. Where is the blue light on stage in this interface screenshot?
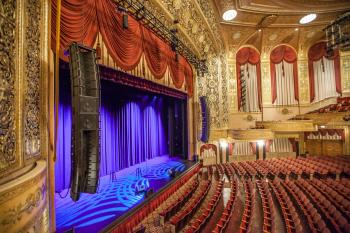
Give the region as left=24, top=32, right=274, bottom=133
left=55, top=157, right=187, bottom=233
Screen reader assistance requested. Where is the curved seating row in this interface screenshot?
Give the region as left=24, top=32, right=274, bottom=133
left=212, top=180, right=238, bottom=233
left=159, top=179, right=199, bottom=224
left=239, top=180, right=254, bottom=233
left=169, top=180, right=211, bottom=232
left=186, top=180, right=224, bottom=233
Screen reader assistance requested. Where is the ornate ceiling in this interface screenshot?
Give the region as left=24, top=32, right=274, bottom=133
left=213, top=0, right=350, bottom=55
left=146, top=0, right=349, bottom=61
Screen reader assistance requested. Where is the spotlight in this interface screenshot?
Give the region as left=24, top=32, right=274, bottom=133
left=299, top=14, right=317, bottom=24
left=220, top=139, right=228, bottom=149
left=222, top=9, right=237, bottom=21
left=117, top=6, right=128, bottom=29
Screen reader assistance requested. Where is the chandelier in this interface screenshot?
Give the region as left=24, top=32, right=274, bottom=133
left=325, top=12, right=350, bottom=54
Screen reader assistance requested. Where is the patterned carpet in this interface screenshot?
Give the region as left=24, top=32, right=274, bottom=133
left=55, top=156, right=192, bottom=233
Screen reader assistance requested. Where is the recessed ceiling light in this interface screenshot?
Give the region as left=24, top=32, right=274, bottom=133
left=295, top=28, right=299, bottom=31
left=299, top=14, right=317, bottom=24
left=223, top=9, right=237, bottom=21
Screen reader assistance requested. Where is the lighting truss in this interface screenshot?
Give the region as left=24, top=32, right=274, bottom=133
left=324, top=12, right=350, bottom=54
left=115, top=0, right=208, bottom=75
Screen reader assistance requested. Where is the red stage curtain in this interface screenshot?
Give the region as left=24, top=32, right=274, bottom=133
left=308, top=42, right=341, bottom=102
left=51, top=0, right=99, bottom=59
left=52, top=0, right=193, bottom=96
left=168, top=54, right=186, bottom=89
left=236, top=47, right=262, bottom=110
left=97, top=0, right=143, bottom=71
left=270, top=45, right=299, bottom=104
left=142, top=27, right=169, bottom=79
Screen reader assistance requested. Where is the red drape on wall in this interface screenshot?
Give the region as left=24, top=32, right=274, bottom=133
left=51, top=0, right=193, bottom=96
left=200, top=144, right=218, bottom=156
left=270, top=45, right=299, bottom=104
left=249, top=142, right=257, bottom=154
left=304, top=129, right=345, bottom=141
left=236, top=47, right=262, bottom=110
left=288, top=138, right=297, bottom=152
left=265, top=140, right=273, bottom=153
left=308, top=42, right=341, bottom=102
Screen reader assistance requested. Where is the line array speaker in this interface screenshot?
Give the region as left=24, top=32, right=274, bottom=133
left=199, top=96, right=209, bottom=143
left=68, top=42, right=101, bottom=201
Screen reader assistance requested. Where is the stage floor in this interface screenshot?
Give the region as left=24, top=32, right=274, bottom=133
left=55, top=156, right=194, bottom=233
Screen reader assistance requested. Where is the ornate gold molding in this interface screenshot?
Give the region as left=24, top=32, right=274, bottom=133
left=24, top=0, right=41, bottom=160
left=256, top=120, right=316, bottom=132
left=0, top=160, right=47, bottom=233
left=231, top=129, right=275, bottom=140
left=0, top=0, right=17, bottom=175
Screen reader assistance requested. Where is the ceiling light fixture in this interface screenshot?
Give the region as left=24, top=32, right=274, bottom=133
left=299, top=14, right=317, bottom=24
left=223, top=9, right=237, bottom=21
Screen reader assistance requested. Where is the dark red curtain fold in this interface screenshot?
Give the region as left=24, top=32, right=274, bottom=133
left=250, top=142, right=257, bottom=154
left=265, top=140, right=273, bottom=153
left=270, top=45, right=299, bottom=104
left=288, top=138, right=297, bottom=152
left=97, top=0, right=143, bottom=70
left=236, top=47, right=262, bottom=110
left=51, top=0, right=99, bottom=59
left=52, top=0, right=193, bottom=96
left=308, top=42, right=341, bottom=102
left=142, top=27, right=169, bottom=79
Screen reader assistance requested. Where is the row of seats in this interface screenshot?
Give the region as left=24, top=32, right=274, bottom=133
left=270, top=179, right=303, bottom=233
left=307, top=97, right=350, bottom=114
left=282, top=180, right=333, bottom=233
left=239, top=180, right=254, bottom=233
left=169, top=180, right=211, bottom=232
left=159, top=179, right=199, bottom=224
left=294, top=179, right=350, bottom=233
left=186, top=180, right=224, bottom=233
left=256, top=180, right=275, bottom=233
left=232, top=157, right=350, bottom=179
left=212, top=180, right=238, bottom=233
left=310, top=179, right=350, bottom=218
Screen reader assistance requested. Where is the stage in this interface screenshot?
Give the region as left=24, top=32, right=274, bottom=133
left=55, top=156, right=195, bottom=233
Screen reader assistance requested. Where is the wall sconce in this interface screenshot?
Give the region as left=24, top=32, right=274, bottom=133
left=257, top=140, right=265, bottom=147
left=219, top=139, right=228, bottom=149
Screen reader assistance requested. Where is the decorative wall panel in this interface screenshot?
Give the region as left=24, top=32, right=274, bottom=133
left=0, top=0, right=18, bottom=174
left=298, top=59, right=309, bottom=104
left=341, top=54, right=350, bottom=93
left=261, top=61, right=271, bottom=104
left=24, top=0, right=41, bottom=160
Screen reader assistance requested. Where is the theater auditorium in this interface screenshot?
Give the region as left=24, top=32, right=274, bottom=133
left=0, top=0, right=350, bottom=233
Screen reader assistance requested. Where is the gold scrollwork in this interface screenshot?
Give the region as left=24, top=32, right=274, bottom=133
left=0, top=0, right=17, bottom=171
left=1, top=183, right=46, bottom=227
left=24, top=0, right=41, bottom=159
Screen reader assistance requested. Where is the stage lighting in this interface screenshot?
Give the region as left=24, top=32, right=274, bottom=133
left=168, top=168, right=176, bottom=178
